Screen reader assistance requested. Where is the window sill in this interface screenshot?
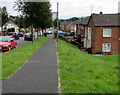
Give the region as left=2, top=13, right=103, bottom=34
left=102, top=37, right=111, bottom=38
left=102, top=51, right=111, bottom=52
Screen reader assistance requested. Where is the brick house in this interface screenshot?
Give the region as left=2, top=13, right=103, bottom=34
left=75, top=17, right=90, bottom=48
left=60, top=21, right=73, bottom=32
left=87, top=14, right=120, bottom=54
left=72, top=20, right=80, bottom=33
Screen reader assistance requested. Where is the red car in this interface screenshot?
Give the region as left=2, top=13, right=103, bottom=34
left=0, top=36, right=17, bottom=51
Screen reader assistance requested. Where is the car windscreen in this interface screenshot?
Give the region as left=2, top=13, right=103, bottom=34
left=0, top=37, right=11, bottom=42
left=25, top=33, right=31, bottom=35
left=8, top=32, right=14, bottom=34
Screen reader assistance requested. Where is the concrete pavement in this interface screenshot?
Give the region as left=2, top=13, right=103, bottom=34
left=2, top=36, right=58, bottom=93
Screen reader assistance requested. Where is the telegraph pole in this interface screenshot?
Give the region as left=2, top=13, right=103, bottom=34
left=57, top=2, right=59, bottom=30
left=57, top=2, right=59, bottom=41
left=0, top=7, right=3, bottom=35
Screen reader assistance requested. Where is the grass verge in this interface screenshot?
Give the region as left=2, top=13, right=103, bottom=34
left=56, top=39, right=118, bottom=93
left=0, top=37, right=48, bottom=80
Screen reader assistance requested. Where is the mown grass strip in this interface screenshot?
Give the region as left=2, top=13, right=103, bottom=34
left=56, top=39, right=118, bottom=93
left=0, top=37, right=48, bottom=80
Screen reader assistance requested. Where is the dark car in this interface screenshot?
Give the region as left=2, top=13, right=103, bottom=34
left=18, top=32, right=23, bottom=37
left=24, top=33, right=33, bottom=41
left=7, top=32, right=19, bottom=40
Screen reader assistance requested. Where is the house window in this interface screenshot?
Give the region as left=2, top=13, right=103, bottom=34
left=102, top=43, right=111, bottom=52
left=81, top=25, right=84, bottom=29
left=88, top=27, right=92, bottom=40
left=103, top=29, right=112, bottom=37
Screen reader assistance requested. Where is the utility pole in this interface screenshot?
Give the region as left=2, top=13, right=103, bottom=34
left=57, top=2, right=59, bottom=42
left=0, top=7, right=3, bottom=35
left=57, top=2, right=59, bottom=30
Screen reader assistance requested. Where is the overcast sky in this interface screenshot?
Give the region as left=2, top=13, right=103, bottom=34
left=0, top=0, right=120, bottom=19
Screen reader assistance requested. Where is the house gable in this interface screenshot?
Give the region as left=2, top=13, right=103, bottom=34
left=88, top=14, right=119, bottom=54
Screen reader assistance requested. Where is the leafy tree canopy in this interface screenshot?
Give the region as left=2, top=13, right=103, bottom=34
left=14, top=1, right=53, bottom=30
left=1, top=7, right=8, bottom=26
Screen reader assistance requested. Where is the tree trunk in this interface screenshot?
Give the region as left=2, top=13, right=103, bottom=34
left=31, top=25, right=33, bottom=43
left=1, top=25, right=3, bottom=36
left=42, top=29, right=44, bottom=37
left=37, top=29, right=39, bottom=40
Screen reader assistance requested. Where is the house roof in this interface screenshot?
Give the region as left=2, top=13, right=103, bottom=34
left=61, top=21, right=73, bottom=26
left=72, top=20, right=81, bottom=25
left=79, top=17, right=90, bottom=25
left=91, top=14, right=120, bottom=26
left=75, top=17, right=90, bottom=25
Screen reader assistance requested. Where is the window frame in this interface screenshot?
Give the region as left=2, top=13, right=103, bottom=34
left=88, top=27, right=92, bottom=40
left=102, top=43, right=111, bottom=52
left=103, top=28, right=112, bottom=37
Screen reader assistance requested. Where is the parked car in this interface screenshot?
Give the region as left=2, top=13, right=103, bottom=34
left=18, top=32, right=23, bottom=37
left=47, top=31, right=52, bottom=34
left=39, top=31, right=43, bottom=36
left=7, top=32, right=19, bottom=40
left=0, top=36, right=17, bottom=51
left=24, top=33, right=33, bottom=41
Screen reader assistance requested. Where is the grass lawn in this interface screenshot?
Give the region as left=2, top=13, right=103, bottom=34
left=56, top=39, right=118, bottom=93
left=0, top=37, right=48, bottom=80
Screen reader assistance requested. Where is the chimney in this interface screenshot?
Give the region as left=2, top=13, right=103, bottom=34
left=100, top=12, right=103, bottom=14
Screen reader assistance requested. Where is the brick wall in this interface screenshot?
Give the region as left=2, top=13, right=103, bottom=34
left=87, top=16, right=119, bottom=55
left=94, top=27, right=119, bottom=54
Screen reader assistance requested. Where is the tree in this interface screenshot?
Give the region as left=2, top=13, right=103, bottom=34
left=68, top=17, right=79, bottom=21
left=0, top=7, right=8, bottom=33
left=14, top=15, right=28, bottom=28
left=14, top=1, right=53, bottom=30
left=53, top=18, right=57, bottom=29
left=14, top=1, right=53, bottom=39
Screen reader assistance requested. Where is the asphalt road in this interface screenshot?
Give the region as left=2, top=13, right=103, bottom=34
left=2, top=36, right=58, bottom=93
left=17, top=37, right=31, bottom=47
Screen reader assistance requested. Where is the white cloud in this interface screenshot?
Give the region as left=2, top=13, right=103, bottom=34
left=0, top=0, right=19, bottom=16
left=1, top=0, right=120, bottom=19
left=50, top=0, right=120, bottom=19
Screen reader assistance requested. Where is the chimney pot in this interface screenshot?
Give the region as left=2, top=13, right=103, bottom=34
left=100, top=12, right=103, bottom=14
